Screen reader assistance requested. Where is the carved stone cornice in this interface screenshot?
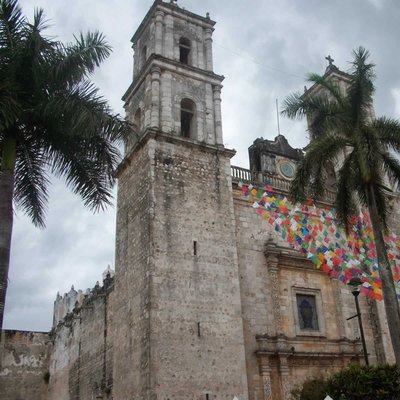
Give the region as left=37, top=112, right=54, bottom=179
left=256, top=334, right=362, bottom=360
left=264, top=238, right=282, bottom=333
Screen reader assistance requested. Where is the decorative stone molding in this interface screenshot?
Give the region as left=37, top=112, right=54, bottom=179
left=256, top=334, right=361, bottom=399
left=213, top=86, right=223, bottom=144
left=154, top=10, right=164, bottom=55
left=279, top=356, right=291, bottom=400
left=204, top=28, right=213, bottom=71
left=150, top=67, right=161, bottom=128
left=256, top=334, right=362, bottom=361
left=265, top=238, right=283, bottom=334
left=259, top=360, right=273, bottom=400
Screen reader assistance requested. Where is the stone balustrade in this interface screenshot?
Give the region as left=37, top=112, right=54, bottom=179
left=231, top=165, right=336, bottom=204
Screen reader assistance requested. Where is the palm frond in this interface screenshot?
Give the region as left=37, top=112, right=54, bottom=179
left=380, top=152, right=400, bottom=190
left=353, top=126, right=381, bottom=182
left=307, top=73, right=345, bottom=106
left=52, top=31, right=111, bottom=85
left=347, top=46, right=375, bottom=128
left=351, top=47, right=376, bottom=83
left=373, top=117, right=400, bottom=151
left=308, top=100, right=347, bottom=139
left=48, top=138, right=117, bottom=211
left=33, top=116, right=120, bottom=211
left=0, top=0, right=25, bottom=48
left=0, top=0, right=125, bottom=225
left=290, top=134, right=349, bottom=201
left=281, top=92, right=307, bottom=120
left=24, top=7, right=53, bottom=57
left=0, top=78, right=20, bottom=130
left=31, top=7, right=49, bottom=32
left=335, top=152, right=358, bottom=228
left=72, top=31, right=111, bottom=71
left=282, top=90, right=348, bottom=140
left=39, top=80, right=126, bottom=142
left=13, top=136, right=49, bottom=227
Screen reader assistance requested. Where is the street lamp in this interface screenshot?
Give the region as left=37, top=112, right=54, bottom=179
left=347, top=277, right=369, bottom=365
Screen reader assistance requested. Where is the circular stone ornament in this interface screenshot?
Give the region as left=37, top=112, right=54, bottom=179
left=279, top=160, right=296, bottom=179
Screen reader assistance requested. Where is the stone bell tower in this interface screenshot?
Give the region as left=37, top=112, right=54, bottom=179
left=122, top=0, right=224, bottom=153
left=113, top=1, right=249, bottom=399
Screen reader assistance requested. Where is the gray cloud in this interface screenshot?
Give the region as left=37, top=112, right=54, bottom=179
left=5, top=0, right=400, bottom=331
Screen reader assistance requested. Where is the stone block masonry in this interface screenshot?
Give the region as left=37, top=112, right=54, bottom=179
left=113, top=131, right=249, bottom=399
left=48, top=273, right=114, bottom=400
left=0, top=330, right=51, bottom=400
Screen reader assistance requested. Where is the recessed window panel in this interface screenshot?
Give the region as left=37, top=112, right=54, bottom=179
left=296, top=294, right=319, bottom=331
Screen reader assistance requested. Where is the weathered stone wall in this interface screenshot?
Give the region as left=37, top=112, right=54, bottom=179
left=131, top=2, right=211, bottom=76
left=125, top=67, right=217, bottom=154
left=48, top=277, right=114, bottom=400
left=114, top=133, right=249, bottom=399
left=112, top=137, right=152, bottom=400
left=0, top=330, right=51, bottom=400
left=124, top=1, right=223, bottom=153
left=150, top=136, right=248, bottom=399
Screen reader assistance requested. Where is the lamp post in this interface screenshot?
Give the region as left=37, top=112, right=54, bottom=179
left=347, top=277, right=369, bottom=365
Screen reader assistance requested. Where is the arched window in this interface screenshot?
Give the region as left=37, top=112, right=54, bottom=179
left=180, top=99, right=196, bottom=138
left=134, top=108, right=141, bottom=132
left=179, top=37, right=191, bottom=64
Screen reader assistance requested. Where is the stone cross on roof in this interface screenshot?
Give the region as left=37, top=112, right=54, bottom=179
left=325, top=55, right=334, bottom=66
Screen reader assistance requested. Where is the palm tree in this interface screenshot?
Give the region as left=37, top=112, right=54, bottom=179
left=0, top=0, right=127, bottom=329
left=282, top=47, right=400, bottom=366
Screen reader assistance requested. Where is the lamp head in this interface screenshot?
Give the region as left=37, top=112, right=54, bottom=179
left=349, top=277, right=362, bottom=297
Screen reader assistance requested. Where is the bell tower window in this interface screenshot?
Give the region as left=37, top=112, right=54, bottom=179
left=179, top=37, right=191, bottom=64
left=180, top=99, right=196, bottom=138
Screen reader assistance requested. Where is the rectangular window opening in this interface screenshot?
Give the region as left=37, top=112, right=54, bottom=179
left=296, top=293, right=319, bottom=331
left=193, top=241, right=197, bottom=256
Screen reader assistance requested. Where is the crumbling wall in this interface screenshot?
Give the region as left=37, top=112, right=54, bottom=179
left=48, top=274, right=114, bottom=400
left=0, top=330, right=51, bottom=400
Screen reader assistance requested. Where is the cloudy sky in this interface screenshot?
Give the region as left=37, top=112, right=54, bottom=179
left=4, top=0, right=400, bottom=331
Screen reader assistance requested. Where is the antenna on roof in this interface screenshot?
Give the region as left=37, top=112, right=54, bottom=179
left=276, top=98, right=281, bottom=135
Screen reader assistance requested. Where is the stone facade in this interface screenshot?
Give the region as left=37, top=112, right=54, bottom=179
left=113, top=132, right=248, bottom=400
left=47, top=273, right=114, bottom=400
left=0, top=330, right=51, bottom=400
left=0, top=1, right=398, bottom=399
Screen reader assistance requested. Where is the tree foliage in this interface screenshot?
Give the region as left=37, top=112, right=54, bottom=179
left=292, top=364, right=400, bottom=400
left=282, top=47, right=400, bottom=366
left=0, top=0, right=127, bottom=225
left=282, top=48, right=400, bottom=230
left=0, top=0, right=128, bottom=329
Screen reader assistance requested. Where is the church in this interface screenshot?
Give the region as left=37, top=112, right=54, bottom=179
left=1, top=1, right=397, bottom=399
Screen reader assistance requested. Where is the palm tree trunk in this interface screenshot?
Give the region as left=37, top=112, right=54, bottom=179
left=366, top=184, right=400, bottom=366
left=0, top=136, right=16, bottom=330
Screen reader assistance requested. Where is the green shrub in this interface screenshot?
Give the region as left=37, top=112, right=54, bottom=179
left=326, top=364, right=400, bottom=400
left=291, top=378, right=329, bottom=400
left=292, top=364, right=400, bottom=400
